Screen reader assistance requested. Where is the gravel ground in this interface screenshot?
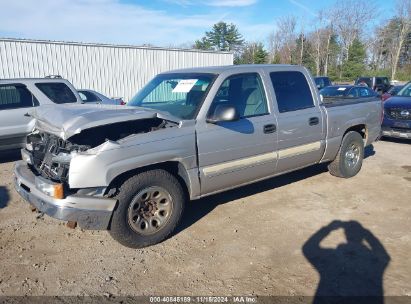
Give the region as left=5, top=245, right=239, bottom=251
left=0, top=138, right=410, bottom=297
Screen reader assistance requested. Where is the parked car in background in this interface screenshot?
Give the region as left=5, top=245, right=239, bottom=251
left=78, top=89, right=125, bottom=105
left=382, top=81, right=411, bottom=139
left=381, top=85, right=404, bottom=102
left=0, top=77, right=82, bottom=151
left=320, top=85, right=378, bottom=99
left=314, top=76, right=332, bottom=90
left=355, top=77, right=391, bottom=94
left=15, top=65, right=381, bottom=248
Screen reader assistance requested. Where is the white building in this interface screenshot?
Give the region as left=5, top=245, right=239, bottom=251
left=0, top=38, right=233, bottom=101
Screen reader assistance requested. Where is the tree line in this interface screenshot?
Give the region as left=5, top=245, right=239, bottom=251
left=193, top=0, right=411, bottom=82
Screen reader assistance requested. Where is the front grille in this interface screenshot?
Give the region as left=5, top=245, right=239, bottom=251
left=27, top=132, right=89, bottom=183
left=387, top=108, right=411, bottom=120
left=384, top=127, right=411, bottom=133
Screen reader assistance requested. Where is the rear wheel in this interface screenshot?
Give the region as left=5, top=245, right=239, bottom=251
left=109, top=169, right=185, bottom=248
left=328, top=131, right=364, bottom=178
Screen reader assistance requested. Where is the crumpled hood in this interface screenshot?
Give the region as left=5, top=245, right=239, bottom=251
left=384, top=96, right=411, bottom=109
left=30, top=104, right=181, bottom=140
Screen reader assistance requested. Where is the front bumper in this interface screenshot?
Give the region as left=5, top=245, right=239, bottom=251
left=381, top=127, right=411, bottom=139
left=14, top=161, right=117, bottom=230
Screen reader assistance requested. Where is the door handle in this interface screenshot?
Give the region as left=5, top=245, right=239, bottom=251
left=309, top=117, right=319, bottom=126
left=263, top=124, right=276, bottom=133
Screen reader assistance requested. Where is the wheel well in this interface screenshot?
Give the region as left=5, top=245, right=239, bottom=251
left=344, top=124, right=367, bottom=142
left=105, top=161, right=190, bottom=199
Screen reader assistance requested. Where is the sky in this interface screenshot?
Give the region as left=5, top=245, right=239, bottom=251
left=0, top=0, right=397, bottom=48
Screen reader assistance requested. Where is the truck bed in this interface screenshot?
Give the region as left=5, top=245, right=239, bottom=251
left=322, top=96, right=380, bottom=108
left=320, top=97, right=382, bottom=163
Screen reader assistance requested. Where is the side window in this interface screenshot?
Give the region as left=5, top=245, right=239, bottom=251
left=210, top=73, right=268, bottom=118
left=79, top=91, right=101, bottom=102
left=0, top=84, right=34, bottom=110
left=270, top=71, right=314, bottom=113
left=79, top=92, right=87, bottom=101
left=35, top=82, right=77, bottom=104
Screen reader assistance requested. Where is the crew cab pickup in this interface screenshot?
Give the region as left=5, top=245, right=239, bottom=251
left=14, top=65, right=382, bottom=248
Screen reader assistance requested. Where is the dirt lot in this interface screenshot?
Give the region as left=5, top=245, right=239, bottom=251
left=0, top=139, right=410, bottom=298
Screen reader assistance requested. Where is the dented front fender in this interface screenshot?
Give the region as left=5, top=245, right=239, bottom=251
left=68, top=123, right=197, bottom=189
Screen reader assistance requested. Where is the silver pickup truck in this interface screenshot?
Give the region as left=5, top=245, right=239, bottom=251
left=14, top=65, right=382, bottom=248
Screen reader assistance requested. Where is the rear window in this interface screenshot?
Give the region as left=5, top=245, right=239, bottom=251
left=270, top=71, right=314, bottom=112
left=0, top=84, right=35, bottom=110
left=35, top=82, right=77, bottom=104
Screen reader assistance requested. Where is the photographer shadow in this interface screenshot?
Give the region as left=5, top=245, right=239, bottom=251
left=302, top=220, right=390, bottom=304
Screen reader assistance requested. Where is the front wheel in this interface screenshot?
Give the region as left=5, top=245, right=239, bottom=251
left=328, top=131, right=364, bottom=178
left=109, top=169, right=185, bottom=248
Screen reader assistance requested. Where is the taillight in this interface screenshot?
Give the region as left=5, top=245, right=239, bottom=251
left=380, top=102, right=384, bottom=124
left=120, top=100, right=126, bottom=105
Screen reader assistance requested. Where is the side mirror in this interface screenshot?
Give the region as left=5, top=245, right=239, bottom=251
left=207, top=105, right=239, bottom=124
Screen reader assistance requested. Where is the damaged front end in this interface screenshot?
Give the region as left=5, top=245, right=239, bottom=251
left=24, top=117, right=174, bottom=184
left=24, top=131, right=88, bottom=183
left=15, top=113, right=180, bottom=230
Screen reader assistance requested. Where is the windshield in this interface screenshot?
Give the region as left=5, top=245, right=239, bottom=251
left=397, top=82, right=411, bottom=97
left=388, top=86, right=403, bottom=95
left=320, top=86, right=350, bottom=97
left=128, top=73, right=216, bottom=119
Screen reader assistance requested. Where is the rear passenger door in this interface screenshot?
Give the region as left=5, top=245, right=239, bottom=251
left=0, top=84, right=38, bottom=150
left=268, top=70, right=325, bottom=173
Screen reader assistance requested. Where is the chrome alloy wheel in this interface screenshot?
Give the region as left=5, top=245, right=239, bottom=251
left=127, top=186, right=173, bottom=235
left=344, top=143, right=361, bottom=169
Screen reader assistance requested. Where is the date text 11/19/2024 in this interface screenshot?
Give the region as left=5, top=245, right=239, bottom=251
left=149, top=296, right=257, bottom=303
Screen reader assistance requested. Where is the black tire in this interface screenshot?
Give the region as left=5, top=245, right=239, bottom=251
left=328, top=131, right=364, bottom=178
left=109, top=169, right=185, bottom=248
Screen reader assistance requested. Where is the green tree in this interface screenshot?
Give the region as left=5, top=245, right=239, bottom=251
left=236, top=42, right=268, bottom=64
left=342, top=38, right=366, bottom=80
left=194, top=37, right=212, bottom=50
left=194, top=22, right=244, bottom=52
left=293, top=34, right=316, bottom=73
